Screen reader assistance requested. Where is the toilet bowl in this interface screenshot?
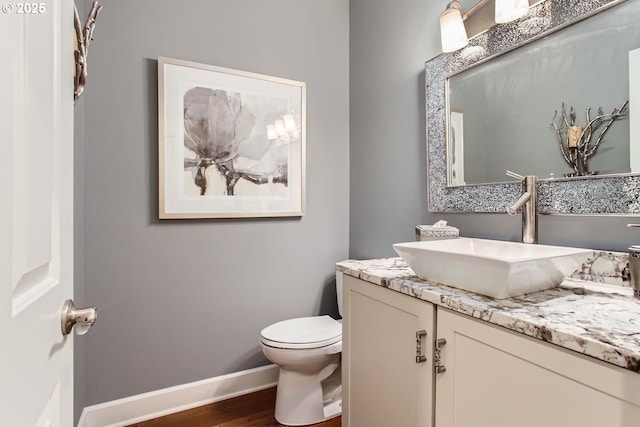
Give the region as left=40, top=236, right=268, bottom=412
left=260, top=274, right=343, bottom=426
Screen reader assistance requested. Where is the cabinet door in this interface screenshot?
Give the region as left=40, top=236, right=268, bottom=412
left=435, top=308, right=640, bottom=427
left=343, top=275, right=435, bottom=427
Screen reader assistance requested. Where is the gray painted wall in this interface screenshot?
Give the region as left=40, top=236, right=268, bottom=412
left=78, top=0, right=349, bottom=408
left=349, top=0, right=432, bottom=259
left=349, top=0, right=640, bottom=261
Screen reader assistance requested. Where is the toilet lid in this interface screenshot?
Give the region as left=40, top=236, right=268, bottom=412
left=261, top=315, right=342, bottom=349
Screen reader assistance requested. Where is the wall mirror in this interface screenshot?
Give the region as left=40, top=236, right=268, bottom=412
left=426, top=0, right=640, bottom=214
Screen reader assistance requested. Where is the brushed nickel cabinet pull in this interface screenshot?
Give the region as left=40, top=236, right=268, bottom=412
left=435, top=338, right=447, bottom=373
left=416, top=330, right=427, bottom=363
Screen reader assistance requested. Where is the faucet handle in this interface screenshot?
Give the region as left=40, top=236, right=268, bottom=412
left=506, top=170, right=525, bottom=181
left=628, top=224, right=640, bottom=228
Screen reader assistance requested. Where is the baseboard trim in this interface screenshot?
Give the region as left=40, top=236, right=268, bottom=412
left=77, top=364, right=279, bottom=427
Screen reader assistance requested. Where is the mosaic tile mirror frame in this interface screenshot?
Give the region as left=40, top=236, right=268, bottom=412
left=426, top=0, right=640, bottom=214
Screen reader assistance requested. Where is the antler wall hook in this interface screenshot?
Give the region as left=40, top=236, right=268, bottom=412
left=74, top=1, right=102, bottom=103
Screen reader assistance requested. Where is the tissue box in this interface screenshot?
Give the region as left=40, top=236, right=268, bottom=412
left=415, top=224, right=459, bottom=241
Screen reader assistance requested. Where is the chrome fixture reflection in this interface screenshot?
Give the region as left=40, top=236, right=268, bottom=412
left=267, top=114, right=301, bottom=142
left=627, top=224, right=640, bottom=298
left=506, top=170, right=537, bottom=244
left=440, top=1, right=468, bottom=53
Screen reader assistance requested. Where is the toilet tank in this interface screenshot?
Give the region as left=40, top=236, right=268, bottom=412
left=336, top=271, right=343, bottom=317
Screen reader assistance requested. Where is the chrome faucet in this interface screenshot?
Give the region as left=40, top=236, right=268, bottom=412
left=627, top=224, right=640, bottom=298
left=506, top=170, right=538, bottom=244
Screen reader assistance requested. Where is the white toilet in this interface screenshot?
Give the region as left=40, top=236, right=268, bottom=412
left=260, top=273, right=343, bottom=426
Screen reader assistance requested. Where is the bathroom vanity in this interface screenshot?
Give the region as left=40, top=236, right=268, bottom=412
left=339, top=256, right=640, bottom=427
left=343, top=0, right=640, bottom=424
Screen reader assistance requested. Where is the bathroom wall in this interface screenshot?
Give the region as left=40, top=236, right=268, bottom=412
left=349, top=0, right=433, bottom=257
left=77, top=0, right=349, bottom=410
left=349, top=0, right=640, bottom=261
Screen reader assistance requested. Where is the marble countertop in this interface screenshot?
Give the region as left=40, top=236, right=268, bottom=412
left=336, top=257, right=640, bottom=373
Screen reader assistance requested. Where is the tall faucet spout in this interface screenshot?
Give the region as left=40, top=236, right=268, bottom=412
left=507, top=192, right=531, bottom=215
left=505, top=172, right=538, bottom=244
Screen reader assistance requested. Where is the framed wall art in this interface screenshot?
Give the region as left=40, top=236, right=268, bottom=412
left=158, top=57, right=306, bottom=218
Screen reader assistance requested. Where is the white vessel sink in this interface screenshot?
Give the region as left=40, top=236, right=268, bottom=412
left=393, top=238, right=593, bottom=299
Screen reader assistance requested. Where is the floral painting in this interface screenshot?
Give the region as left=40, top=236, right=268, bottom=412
left=159, top=57, right=305, bottom=218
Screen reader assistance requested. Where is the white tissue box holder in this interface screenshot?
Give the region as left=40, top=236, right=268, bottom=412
left=415, top=225, right=459, bottom=241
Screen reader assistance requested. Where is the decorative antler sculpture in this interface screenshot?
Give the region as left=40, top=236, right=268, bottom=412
left=74, top=1, right=102, bottom=103
left=551, top=100, right=628, bottom=176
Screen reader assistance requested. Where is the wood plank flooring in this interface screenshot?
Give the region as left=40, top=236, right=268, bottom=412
left=125, top=387, right=341, bottom=427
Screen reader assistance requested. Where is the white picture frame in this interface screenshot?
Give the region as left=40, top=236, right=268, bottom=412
left=158, top=57, right=306, bottom=218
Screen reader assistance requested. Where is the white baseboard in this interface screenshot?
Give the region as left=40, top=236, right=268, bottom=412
left=77, top=364, right=279, bottom=427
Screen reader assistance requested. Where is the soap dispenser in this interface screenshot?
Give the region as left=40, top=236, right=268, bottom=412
left=627, top=224, right=640, bottom=297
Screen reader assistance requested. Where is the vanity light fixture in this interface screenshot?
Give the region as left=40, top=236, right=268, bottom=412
left=440, top=0, right=532, bottom=53
left=495, top=0, right=529, bottom=23
left=440, top=1, right=469, bottom=53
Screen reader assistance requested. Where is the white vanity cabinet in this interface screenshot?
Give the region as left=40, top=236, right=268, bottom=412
left=342, top=275, right=435, bottom=427
left=435, top=307, right=640, bottom=427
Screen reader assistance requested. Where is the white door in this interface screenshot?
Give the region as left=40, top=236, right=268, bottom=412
left=1, top=1, right=78, bottom=425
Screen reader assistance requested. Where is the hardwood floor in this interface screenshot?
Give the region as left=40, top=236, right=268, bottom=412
left=125, top=387, right=341, bottom=427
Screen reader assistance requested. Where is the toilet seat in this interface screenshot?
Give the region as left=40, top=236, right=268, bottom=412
left=261, top=315, right=342, bottom=349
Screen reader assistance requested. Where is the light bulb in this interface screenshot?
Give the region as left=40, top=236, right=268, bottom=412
left=440, top=2, right=468, bottom=53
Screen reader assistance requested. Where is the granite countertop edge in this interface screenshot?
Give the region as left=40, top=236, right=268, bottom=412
left=336, top=257, right=640, bottom=374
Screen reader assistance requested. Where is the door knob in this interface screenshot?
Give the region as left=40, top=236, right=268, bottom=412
left=61, top=299, right=97, bottom=336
